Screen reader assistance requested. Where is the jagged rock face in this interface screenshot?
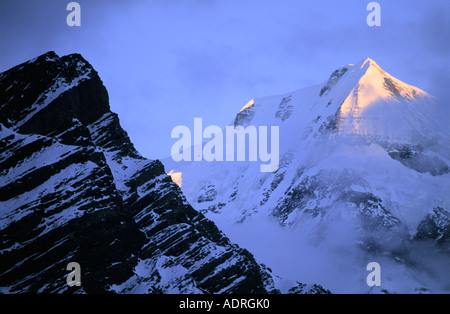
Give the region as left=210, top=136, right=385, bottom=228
left=233, top=107, right=256, bottom=127
left=275, top=96, right=294, bottom=121
left=415, top=207, right=450, bottom=247
left=287, top=282, right=331, bottom=294
left=0, top=52, right=108, bottom=136
left=0, top=52, right=279, bottom=294
left=319, top=67, right=348, bottom=97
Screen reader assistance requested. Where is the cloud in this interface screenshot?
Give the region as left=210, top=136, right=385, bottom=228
left=1, top=0, right=449, bottom=158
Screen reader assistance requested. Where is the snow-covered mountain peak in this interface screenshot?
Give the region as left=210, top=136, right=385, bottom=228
left=164, top=58, right=450, bottom=293
left=0, top=52, right=102, bottom=134
left=327, top=59, right=432, bottom=141
left=356, top=57, right=382, bottom=70
left=231, top=57, right=435, bottom=148
left=165, top=57, right=449, bottom=225
left=323, top=57, right=426, bottom=102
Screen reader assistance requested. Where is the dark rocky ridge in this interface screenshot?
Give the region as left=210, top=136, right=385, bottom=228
left=0, top=52, right=282, bottom=293
left=415, top=207, right=450, bottom=249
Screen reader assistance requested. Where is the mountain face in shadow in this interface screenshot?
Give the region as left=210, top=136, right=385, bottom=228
left=0, top=51, right=303, bottom=294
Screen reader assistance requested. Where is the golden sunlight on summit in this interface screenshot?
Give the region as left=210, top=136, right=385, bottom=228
left=239, top=99, right=255, bottom=112
left=167, top=170, right=183, bottom=188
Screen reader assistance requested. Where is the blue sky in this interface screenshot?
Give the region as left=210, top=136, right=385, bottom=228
left=1, top=0, right=449, bottom=159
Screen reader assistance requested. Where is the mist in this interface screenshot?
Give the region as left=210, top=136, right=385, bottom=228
left=212, top=206, right=450, bottom=293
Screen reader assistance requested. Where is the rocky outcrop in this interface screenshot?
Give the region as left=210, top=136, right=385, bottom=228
left=0, top=52, right=279, bottom=294
left=415, top=207, right=450, bottom=248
